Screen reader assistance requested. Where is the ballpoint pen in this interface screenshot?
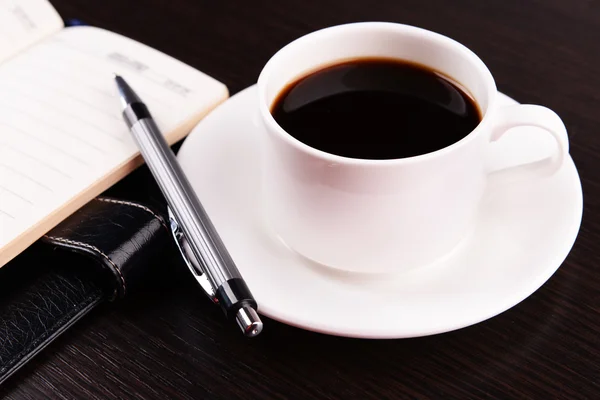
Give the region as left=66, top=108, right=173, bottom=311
left=114, top=75, right=263, bottom=337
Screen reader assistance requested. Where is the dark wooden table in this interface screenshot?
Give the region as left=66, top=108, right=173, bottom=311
left=3, top=0, right=599, bottom=398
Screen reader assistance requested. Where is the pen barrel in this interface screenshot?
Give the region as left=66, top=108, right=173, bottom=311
left=128, top=116, right=243, bottom=288
left=116, top=75, right=262, bottom=335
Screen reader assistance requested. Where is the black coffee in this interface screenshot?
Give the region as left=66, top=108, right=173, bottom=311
left=271, top=58, right=481, bottom=159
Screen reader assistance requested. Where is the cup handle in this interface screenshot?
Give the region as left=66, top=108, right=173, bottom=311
left=487, top=104, right=569, bottom=184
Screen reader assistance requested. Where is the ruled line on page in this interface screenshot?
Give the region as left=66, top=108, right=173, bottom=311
left=1, top=143, right=71, bottom=180
left=21, top=56, right=117, bottom=101
left=0, top=122, right=91, bottom=166
left=0, top=184, right=34, bottom=205
left=0, top=81, right=125, bottom=142
left=0, top=162, right=55, bottom=191
left=7, top=68, right=122, bottom=121
left=25, top=42, right=177, bottom=111
left=44, top=37, right=187, bottom=108
left=0, top=99, right=112, bottom=154
left=49, top=37, right=187, bottom=97
left=0, top=208, right=15, bottom=220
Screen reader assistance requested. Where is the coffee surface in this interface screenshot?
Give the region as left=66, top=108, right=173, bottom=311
left=271, top=58, right=481, bottom=159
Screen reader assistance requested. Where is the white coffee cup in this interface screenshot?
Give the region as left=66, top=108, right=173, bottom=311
left=257, top=22, right=568, bottom=274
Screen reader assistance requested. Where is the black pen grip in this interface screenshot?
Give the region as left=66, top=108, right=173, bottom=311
left=216, top=278, right=258, bottom=319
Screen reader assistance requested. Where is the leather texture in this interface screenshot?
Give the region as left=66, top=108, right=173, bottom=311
left=0, top=195, right=170, bottom=384
left=43, top=197, right=170, bottom=299
left=0, top=246, right=104, bottom=385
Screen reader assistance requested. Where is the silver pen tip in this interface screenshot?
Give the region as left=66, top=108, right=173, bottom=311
left=236, top=306, right=263, bottom=337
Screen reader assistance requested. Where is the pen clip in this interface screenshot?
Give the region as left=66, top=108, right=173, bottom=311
left=168, top=206, right=217, bottom=302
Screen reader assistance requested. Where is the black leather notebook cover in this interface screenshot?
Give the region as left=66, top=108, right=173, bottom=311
left=0, top=167, right=173, bottom=384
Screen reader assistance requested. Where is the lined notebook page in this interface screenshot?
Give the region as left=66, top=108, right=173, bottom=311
left=0, top=26, right=228, bottom=267
left=0, top=0, right=63, bottom=62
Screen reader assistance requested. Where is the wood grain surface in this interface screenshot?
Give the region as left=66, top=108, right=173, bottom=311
left=2, top=0, right=599, bottom=398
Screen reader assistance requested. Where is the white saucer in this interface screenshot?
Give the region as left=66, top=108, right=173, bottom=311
left=177, top=85, right=583, bottom=339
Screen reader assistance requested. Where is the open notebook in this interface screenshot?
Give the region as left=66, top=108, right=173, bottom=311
left=0, top=0, right=229, bottom=267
